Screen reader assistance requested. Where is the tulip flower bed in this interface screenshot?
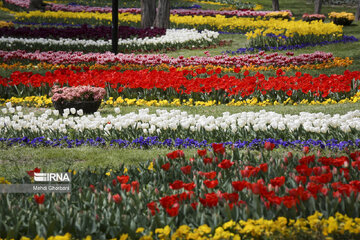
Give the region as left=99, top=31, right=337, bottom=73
left=3, top=0, right=203, bottom=10
left=0, top=50, right=336, bottom=67
left=0, top=20, right=13, bottom=28
left=0, top=55, right=354, bottom=73
left=246, top=31, right=358, bottom=51
left=44, top=3, right=290, bottom=18
left=2, top=90, right=360, bottom=109
left=13, top=10, right=342, bottom=36
left=0, top=29, right=220, bottom=53
left=225, top=35, right=359, bottom=54
left=0, top=24, right=166, bottom=40
left=1, top=68, right=360, bottom=104
left=1, top=146, right=360, bottom=239
left=1, top=0, right=199, bottom=10
left=2, top=0, right=29, bottom=9
left=1, top=106, right=360, bottom=141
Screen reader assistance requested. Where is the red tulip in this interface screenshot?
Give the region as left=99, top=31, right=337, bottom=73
left=222, top=192, right=239, bottom=203
left=112, top=194, right=122, bottom=204
left=117, top=175, right=129, bottom=184
left=299, top=155, right=315, bottom=165
left=34, top=194, right=45, bottom=204
left=199, top=171, right=217, bottom=179
left=282, top=196, right=297, bottom=208
left=303, top=146, right=310, bottom=154
left=183, top=182, right=196, bottom=191
left=232, top=180, right=248, bottom=191
left=27, top=167, right=41, bottom=177
left=112, top=179, right=117, bottom=186
left=264, top=142, right=275, bottom=151
left=288, top=186, right=311, bottom=201
left=204, top=179, right=218, bottom=189
left=166, top=150, right=184, bottom=159
left=203, top=157, right=213, bottom=164
left=181, top=165, right=192, bottom=175
left=147, top=201, right=159, bottom=216
left=199, top=193, right=218, bottom=207
left=121, top=184, right=131, bottom=192
left=159, top=195, right=178, bottom=209
left=259, top=163, right=268, bottom=172
left=212, top=143, right=225, bottom=155
left=169, top=180, right=184, bottom=190
left=131, top=181, right=140, bottom=193
left=161, top=162, right=171, bottom=171
left=270, top=176, right=285, bottom=187
left=197, top=149, right=207, bottom=157
left=166, top=203, right=179, bottom=217
left=191, top=202, right=198, bottom=210
left=350, top=151, right=360, bottom=161
left=218, top=159, right=234, bottom=169
left=294, top=175, right=307, bottom=185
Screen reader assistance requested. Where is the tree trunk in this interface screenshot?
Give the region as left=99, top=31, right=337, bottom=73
left=356, top=0, right=360, bottom=21
left=314, top=0, right=322, bottom=14
left=272, top=0, right=279, bottom=11
left=29, top=0, right=44, bottom=10
left=154, top=0, right=170, bottom=29
left=141, top=0, right=156, bottom=28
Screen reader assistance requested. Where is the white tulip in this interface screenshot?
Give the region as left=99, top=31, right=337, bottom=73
left=77, top=109, right=83, bottom=116
left=1, top=108, right=7, bottom=114
left=63, top=108, right=70, bottom=115
left=5, top=102, right=11, bottom=108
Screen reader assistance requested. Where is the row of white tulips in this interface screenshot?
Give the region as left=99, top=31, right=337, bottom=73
left=0, top=29, right=219, bottom=49
left=1, top=103, right=359, bottom=141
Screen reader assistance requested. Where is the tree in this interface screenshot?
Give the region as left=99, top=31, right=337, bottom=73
left=154, top=0, right=170, bottom=28
left=29, top=0, right=45, bottom=10
left=141, top=0, right=156, bottom=28
left=140, top=0, right=170, bottom=28
left=356, top=0, right=360, bottom=21
left=314, top=0, right=322, bottom=14
left=272, top=0, right=279, bottom=11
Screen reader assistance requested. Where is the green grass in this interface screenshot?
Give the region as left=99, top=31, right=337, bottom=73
left=0, top=147, right=199, bottom=179
left=2, top=101, right=360, bottom=119
left=101, top=102, right=360, bottom=116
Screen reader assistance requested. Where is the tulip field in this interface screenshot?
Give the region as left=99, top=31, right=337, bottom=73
left=0, top=0, right=360, bottom=239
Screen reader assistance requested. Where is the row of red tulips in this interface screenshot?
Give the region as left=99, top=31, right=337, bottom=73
left=1, top=68, right=359, bottom=102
